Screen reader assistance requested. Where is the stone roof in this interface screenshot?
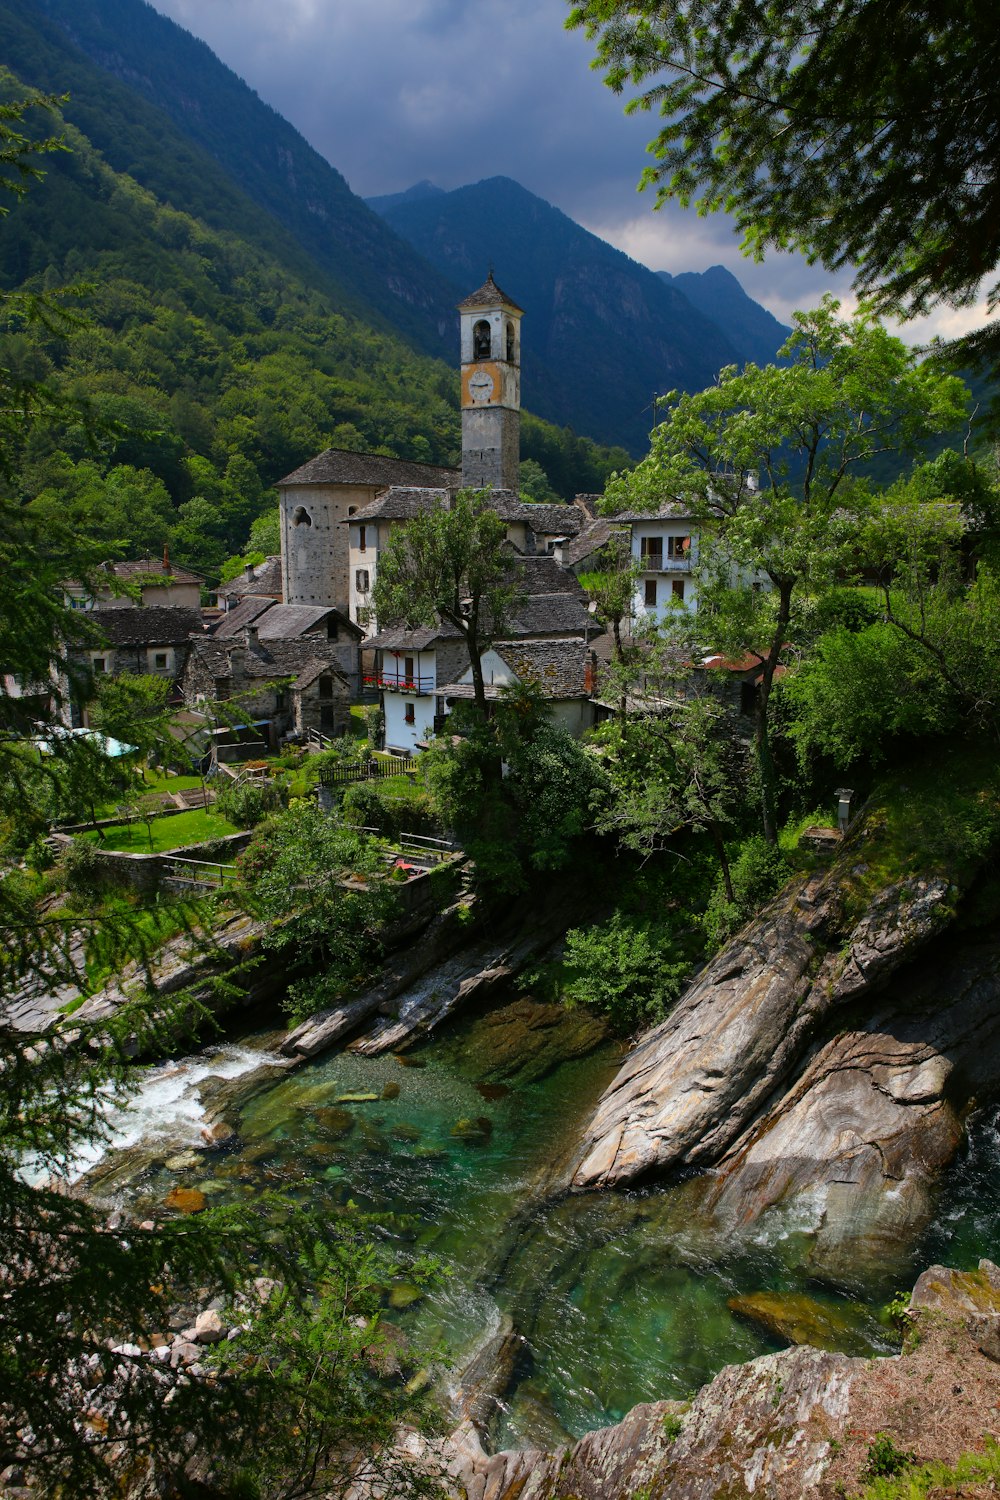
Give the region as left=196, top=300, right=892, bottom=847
left=560, top=518, right=631, bottom=569
left=256, top=604, right=363, bottom=642
left=212, top=597, right=277, bottom=637
left=365, top=622, right=463, bottom=651
left=349, top=487, right=583, bottom=535
left=189, top=636, right=355, bottom=684
left=103, top=556, right=204, bottom=585
left=279, top=448, right=458, bottom=489
left=440, top=638, right=596, bottom=701
left=215, top=556, right=283, bottom=600
left=456, top=272, right=524, bottom=315
left=90, top=607, right=204, bottom=647
left=613, top=502, right=694, bottom=523
left=573, top=494, right=604, bottom=520
left=517, top=553, right=589, bottom=597
left=507, top=594, right=597, bottom=638
left=349, top=487, right=453, bottom=522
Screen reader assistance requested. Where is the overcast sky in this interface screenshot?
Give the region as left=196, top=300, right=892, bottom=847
left=150, top=0, right=984, bottom=344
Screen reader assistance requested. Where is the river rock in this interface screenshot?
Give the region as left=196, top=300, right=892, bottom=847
left=163, top=1187, right=207, bottom=1215
left=680, top=939, right=1000, bottom=1284
left=570, top=869, right=954, bottom=1191
left=453, top=997, right=609, bottom=1087
left=387, top=1282, right=424, bottom=1310
left=448, top=1313, right=524, bottom=1433
left=727, top=1291, right=876, bottom=1354
left=381, top=1081, right=401, bottom=1100
left=194, top=1309, right=227, bottom=1344
left=450, top=1117, right=492, bottom=1145
left=314, top=1106, right=355, bottom=1139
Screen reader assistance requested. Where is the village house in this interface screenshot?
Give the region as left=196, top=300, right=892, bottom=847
left=438, top=638, right=600, bottom=739
left=214, top=555, right=283, bottom=611
left=63, top=550, right=203, bottom=612
left=182, top=629, right=354, bottom=749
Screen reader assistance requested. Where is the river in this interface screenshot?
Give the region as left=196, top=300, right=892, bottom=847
left=74, top=979, right=1000, bottom=1451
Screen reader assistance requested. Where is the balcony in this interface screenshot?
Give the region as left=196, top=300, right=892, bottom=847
left=364, top=673, right=436, bottom=695
left=638, top=555, right=691, bottom=574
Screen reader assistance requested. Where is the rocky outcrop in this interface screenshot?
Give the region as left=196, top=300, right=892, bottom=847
left=571, top=867, right=954, bottom=1190
left=407, top=1262, right=1000, bottom=1499
left=684, top=938, right=1000, bottom=1282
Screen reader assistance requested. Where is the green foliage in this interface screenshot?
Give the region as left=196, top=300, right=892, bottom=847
left=662, top=1412, right=684, bottom=1442
left=341, top=776, right=439, bottom=839
left=564, top=910, right=691, bottom=1032
left=569, top=0, right=1000, bottom=362
left=518, top=456, right=560, bottom=502
left=703, top=835, right=790, bottom=949
left=236, top=802, right=400, bottom=1021
left=87, top=671, right=179, bottom=773
left=58, top=831, right=103, bottom=894
left=210, top=1232, right=444, bottom=1500
left=855, top=1439, right=1000, bottom=1499
left=215, top=774, right=290, bottom=829
left=862, top=1433, right=918, bottom=1482
left=422, top=700, right=607, bottom=893
left=373, top=488, right=525, bottom=717
left=604, top=298, right=969, bottom=842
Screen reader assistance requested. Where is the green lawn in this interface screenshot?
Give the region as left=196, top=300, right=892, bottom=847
left=86, top=807, right=238, bottom=853
left=137, top=770, right=205, bottom=794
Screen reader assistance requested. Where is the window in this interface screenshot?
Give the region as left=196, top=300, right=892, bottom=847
left=644, top=579, right=657, bottom=607
left=326, top=618, right=339, bottom=640
left=404, top=656, right=415, bottom=684
left=404, top=702, right=415, bottom=725
left=318, top=675, right=333, bottom=700
left=359, top=525, right=367, bottom=553
left=472, top=319, right=491, bottom=359
left=667, top=535, right=691, bottom=560
left=641, top=537, right=663, bottom=567
left=153, top=652, right=168, bottom=670
left=348, top=506, right=357, bottom=516
left=356, top=568, right=370, bottom=592
left=291, top=505, right=312, bottom=528
left=506, top=320, right=515, bottom=361
left=92, top=657, right=107, bottom=675
left=671, top=580, right=685, bottom=601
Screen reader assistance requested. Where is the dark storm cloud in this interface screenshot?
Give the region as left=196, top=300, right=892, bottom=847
left=148, top=0, right=981, bottom=339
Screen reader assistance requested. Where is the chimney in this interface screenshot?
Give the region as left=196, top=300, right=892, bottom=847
left=162, top=543, right=170, bottom=574
left=584, top=656, right=596, bottom=695
left=245, top=625, right=259, bottom=650
left=245, top=561, right=255, bottom=579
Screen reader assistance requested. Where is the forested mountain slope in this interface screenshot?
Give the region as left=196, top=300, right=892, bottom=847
left=659, top=266, right=791, bottom=368
left=373, top=175, right=789, bottom=453
left=11, top=0, right=459, bottom=357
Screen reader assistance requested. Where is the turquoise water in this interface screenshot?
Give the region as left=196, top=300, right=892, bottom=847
left=106, top=1003, right=909, bottom=1448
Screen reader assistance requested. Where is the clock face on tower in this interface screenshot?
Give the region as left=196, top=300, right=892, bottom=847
left=462, top=360, right=501, bottom=408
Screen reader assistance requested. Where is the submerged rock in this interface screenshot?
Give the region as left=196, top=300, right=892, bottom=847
left=387, top=1281, right=424, bottom=1309
left=163, top=1187, right=207, bottom=1215
left=313, top=1106, right=355, bottom=1139
left=381, top=1081, right=401, bottom=1100
left=455, top=997, right=609, bottom=1087
left=727, top=1291, right=877, bottom=1354
left=450, top=1117, right=493, bottom=1145
left=390, top=1122, right=421, bottom=1143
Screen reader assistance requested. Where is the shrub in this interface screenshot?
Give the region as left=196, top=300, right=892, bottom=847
left=59, top=836, right=105, bottom=895
left=564, top=911, right=691, bottom=1033
left=363, top=704, right=384, bottom=747
left=861, top=1433, right=917, bottom=1481
left=340, top=778, right=439, bottom=839
left=215, top=776, right=289, bottom=829
left=703, top=835, right=790, bottom=949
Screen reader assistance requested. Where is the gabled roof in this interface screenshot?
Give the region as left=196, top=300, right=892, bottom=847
left=89, top=607, right=204, bottom=647
left=517, top=553, right=589, bottom=597
left=349, top=487, right=452, bottom=522
left=188, top=636, right=355, bottom=683
left=365, top=622, right=463, bottom=652
left=212, top=597, right=277, bottom=637
left=215, top=556, right=283, bottom=600
left=103, top=556, right=204, bottom=585
left=561, top=518, right=631, bottom=569
left=456, top=272, right=523, bottom=315
left=439, top=638, right=596, bottom=702
left=256, top=604, right=364, bottom=642
left=613, top=502, right=694, bottom=523
left=348, top=487, right=583, bottom=535
left=506, top=594, right=597, bottom=638
left=279, top=448, right=458, bottom=489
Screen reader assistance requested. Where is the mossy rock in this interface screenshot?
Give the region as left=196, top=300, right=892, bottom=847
left=453, top=998, right=609, bottom=1085
left=728, top=1291, right=877, bottom=1353
left=390, top=1122, right=422, bottom=1143
left=381, top=1081, right=401, bottom=1101
left=314, top=1106, right=356, bottom=1139
left=450, top=1116, right=493, bottom=1145
left=387, top=1281, right=424, bottom=1309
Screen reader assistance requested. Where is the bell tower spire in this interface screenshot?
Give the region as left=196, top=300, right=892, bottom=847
left=458, top=271, right=522, bottom=492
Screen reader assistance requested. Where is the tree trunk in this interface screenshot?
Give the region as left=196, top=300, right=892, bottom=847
left=755, top=580, right=794, bottom=846
left=708, top=820, right=735, bottom=903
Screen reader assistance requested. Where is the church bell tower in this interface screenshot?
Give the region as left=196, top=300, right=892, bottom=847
left=458, top=272, right=522, bottom=492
